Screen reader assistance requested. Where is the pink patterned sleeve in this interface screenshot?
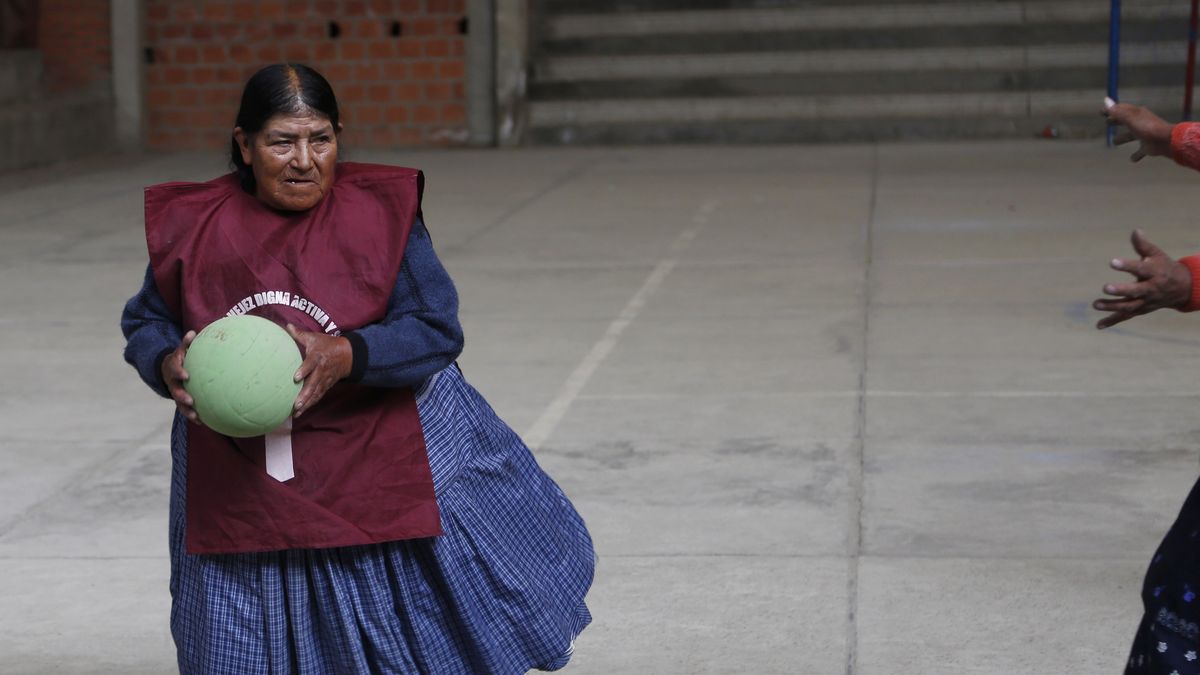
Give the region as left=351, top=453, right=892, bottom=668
left=1177, top=255, right=1200, bottom=312
left=1171, top=122, right=1200, bottom=171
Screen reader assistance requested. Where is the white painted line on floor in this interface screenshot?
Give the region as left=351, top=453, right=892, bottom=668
left=523, top=200, right=718, bottom=451
left=574, top=390, right=1200, bottom=400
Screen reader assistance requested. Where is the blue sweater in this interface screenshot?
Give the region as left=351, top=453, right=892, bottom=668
left=121, top=217, right=464, bottom=396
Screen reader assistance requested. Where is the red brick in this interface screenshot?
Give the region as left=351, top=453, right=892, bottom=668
left=203, top=3, right=230, bottom=20
left=193, top=67, right=218, bottom=84
left=304, top=23, right=326, bottom=40
left=324, top=63, right=352, bottom=83
left=217, top=67, right=243, bottom=84
left=315, top=0, right=337, bottom=13
left=412, top=19, right=436, bottom=36
left=370, top=0, right=394, bottom=13
left=383, top=62, right=407, bottom=79
left=175, top=88, right=200, bottom=106
left=451, top=39, right=464, bottom=57
left=396, top=82, right=420, bottom=100
left=203, top=87, right=235, bottom=106
left=341, top=84, right=365, bottom=102
left=397, top=40, right=421, bottom=59
left=260, top=1, right=286, bottom=19
left=163, top=23, right=187, bottom=39
left=190, top=24, right=215, bottom=40
left=273, top=22, right=297, bottom=38
left=440, top=18, right=460, bottom=35
left=438, top=60, right=463, bottom=79
left=217, top=23, right=242, bottom=40
left=424, top=82, right=450, bottom=100
left=341, top=42, right=365, bottom=60
left=370, top=127, right=394, bottom=145
left=356, top=20, right=383, bottom=39
left=313, top=43, right=337, bottom=61
left=411, top=61, right=435, bottom=80
left=202, top=45, right=226, bottom=64
left=147, top=88, right=173, bottom=107
left=163, top=109, right=189, bottom=126
left=385, top=105, right=408, bottom=123
left=398, top=127, right=422, bottom=145
left=245, top=23, right=270, bottom=40
left=355, top=106, right=381, bottom=124
left=258, top=45, right=283, bottom=62
left=287, top=0, right=311, bottom=17
left=285, top=43, right=310, bottom=61
left=355, top=63, right=381, bottom=80
left=345, top=0, right=367, bottom=16
left=440, top=103, right=464, bottom=124
left=165, top=67, right=188, bottom=85
left=423, top=39, right=448, bottom=58
left=413, top=105, right=436, bottom=123
left=230, top=44, right=254, bottom=64
left=147, top=4, right=169, bottom=21
left=398, top=0, right=419, bottom=11
left=232, top=2, right=256, bottom=21
left=368, top=84, right=390, bottom=102
left=367, top=41, right=393, bottom=59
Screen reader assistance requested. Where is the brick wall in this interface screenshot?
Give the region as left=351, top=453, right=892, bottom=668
left=144, top=0, right=468, bottom=151
left=38, top=0, right=112, bottom=94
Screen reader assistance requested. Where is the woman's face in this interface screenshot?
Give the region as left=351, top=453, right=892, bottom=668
left=235, top=111, right=340, bottom=212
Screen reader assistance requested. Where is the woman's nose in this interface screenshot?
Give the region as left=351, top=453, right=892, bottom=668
left=291, top=141, right=314, bottom=170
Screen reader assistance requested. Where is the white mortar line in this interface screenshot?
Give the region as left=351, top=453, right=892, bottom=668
left=523, top=200, right=718, bottom=451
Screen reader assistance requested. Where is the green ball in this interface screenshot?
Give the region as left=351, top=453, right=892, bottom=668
left=183, top=315, right=303, bottom=438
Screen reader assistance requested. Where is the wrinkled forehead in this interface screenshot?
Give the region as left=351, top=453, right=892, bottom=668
left=258, top=110, right=335, bottom=138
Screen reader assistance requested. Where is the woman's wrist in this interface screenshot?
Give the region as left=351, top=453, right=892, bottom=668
left=1175, top=255, right=1200, bottom=311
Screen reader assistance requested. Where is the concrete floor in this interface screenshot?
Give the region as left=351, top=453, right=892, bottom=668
left=2, top=139, right=1199, bottom=674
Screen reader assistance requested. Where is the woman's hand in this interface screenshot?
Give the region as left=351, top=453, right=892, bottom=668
left=162, top=330, right=199, bottom=422
left=287, top=324, right=353, bottom=417
left=1094, top=230, right=1193, bottom=329
left=1104, top=102, right=1174, bottom=162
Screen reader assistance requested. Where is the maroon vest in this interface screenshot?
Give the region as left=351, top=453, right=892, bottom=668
left=145, top=163, right=442, bottom=554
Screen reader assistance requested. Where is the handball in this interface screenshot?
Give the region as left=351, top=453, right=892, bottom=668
left=183, top=315, right=303, bottom=438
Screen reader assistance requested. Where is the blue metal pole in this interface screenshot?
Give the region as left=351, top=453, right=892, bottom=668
left=1108, top=0, right=1121, bottom=146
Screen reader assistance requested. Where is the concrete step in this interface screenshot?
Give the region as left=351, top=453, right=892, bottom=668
left=543, top=2, right=1188, bottom=40
left=0, top=50, right=44, bottom=105
left=0, top=92, right=116, bottom=172
left=526, top=86, right=1181, bottom=145
left=535, top=43, right=1190, bottom=83
left=539, top=19, right=1185, bottom=57
left=540, top=0, right=1095, bottom=15
left=529, top=65, right=1186, bottom=100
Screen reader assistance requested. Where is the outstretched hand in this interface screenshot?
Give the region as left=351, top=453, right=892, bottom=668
left=287, top=324, right=353, bottom=418
left=1103, top=101, right=1174, bottom=162
left=1094, top=230, right=1192, bottom=329
left=162, top=330, right=199, bottom=423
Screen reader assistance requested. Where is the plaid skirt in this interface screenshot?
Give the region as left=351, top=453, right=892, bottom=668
left=166, top=365, right=595, bottom=674
left=1127, top=477, right=1200, bottom=674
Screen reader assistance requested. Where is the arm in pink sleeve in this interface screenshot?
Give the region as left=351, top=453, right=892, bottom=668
left=1171, top=123, right=1200, bottom=171
left=1176, top=255, right=1200, bottom=311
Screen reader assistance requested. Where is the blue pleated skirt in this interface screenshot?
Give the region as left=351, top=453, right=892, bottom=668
left=167, top=365, right=595, bottom=674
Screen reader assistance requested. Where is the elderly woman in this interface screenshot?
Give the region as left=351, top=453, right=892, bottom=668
left=121, top=64, right=594, bottom=674
left=1098, top=102, right=1200, bottom=674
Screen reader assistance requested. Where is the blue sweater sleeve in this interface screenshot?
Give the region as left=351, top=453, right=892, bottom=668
left=342, top=216, right=464, bottom=388
left=121, top=264, right=182, bottom=399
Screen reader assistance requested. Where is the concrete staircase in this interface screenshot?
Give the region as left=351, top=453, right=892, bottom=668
left=0, top=50, right=115, bottom=172
left=526, top=0, right=1198, bottom=144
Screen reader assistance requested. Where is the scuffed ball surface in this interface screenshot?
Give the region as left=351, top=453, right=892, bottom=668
left=183, top=315, right=303, bottom=438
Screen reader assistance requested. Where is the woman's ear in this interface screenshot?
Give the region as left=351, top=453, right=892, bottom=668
left=233, top=127, right=253, bottom=166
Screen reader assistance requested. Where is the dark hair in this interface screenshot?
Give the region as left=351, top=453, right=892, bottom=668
left=230, top=63, right=341, bottom=193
